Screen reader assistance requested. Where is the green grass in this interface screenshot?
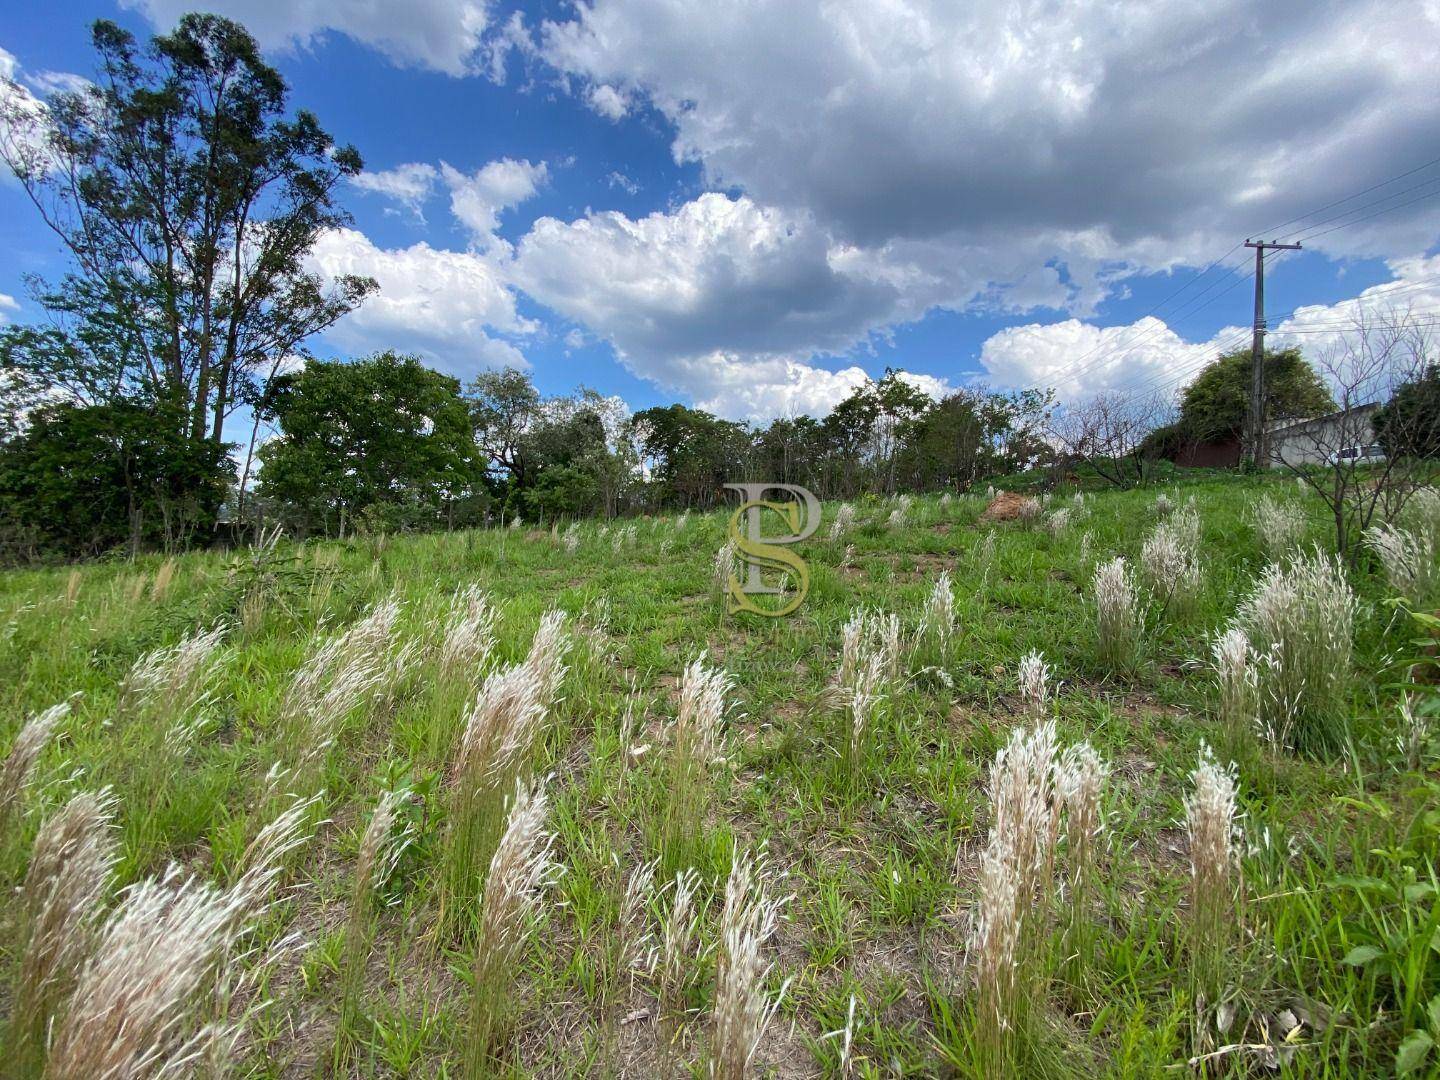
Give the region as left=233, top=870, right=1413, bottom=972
left=0, top=472, right=1435, bottom=1076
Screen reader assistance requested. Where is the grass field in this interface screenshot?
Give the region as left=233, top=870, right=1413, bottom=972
left=0, top=474, right=1437, bottom=1077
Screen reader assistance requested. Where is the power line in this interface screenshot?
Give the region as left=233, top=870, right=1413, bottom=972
left=1255, top=154, right=1440, bottom=236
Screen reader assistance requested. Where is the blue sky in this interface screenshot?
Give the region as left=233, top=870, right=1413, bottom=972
left=3, top=0, right=1438, bottom=427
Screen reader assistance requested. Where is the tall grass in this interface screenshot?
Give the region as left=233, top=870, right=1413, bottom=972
left=1092, top=557, right=1141, bottom=672
left=660, top=655, right=733, bottom=874
left=1231, top=549, right=1357, bottom=752
left=9, top=789, right=118, bottom=1077
left=1140, top=505, right=1203, bottom=617
left=1251, top=495, right=1307, bottom=557
left=463, top=778, right=558, bottom=1078
left=1365, top=522, right=1438, bottom=604
left=335, top=789, right=410, bottom=1066
left=0, top=700, right=69, bottom=850
left=44, top=864, right=271, bottom=1077
left=709, top=848, right=790, bottom=1079
left=967, top=721, right=1060, bottom=1075
left=1183, top=747, right=1240, bottom=1043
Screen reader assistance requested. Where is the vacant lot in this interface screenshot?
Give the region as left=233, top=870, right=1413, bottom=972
left=0, top=475, right=1435, bottom=1077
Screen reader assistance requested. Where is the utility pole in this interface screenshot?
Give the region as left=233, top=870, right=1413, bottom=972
left=1244, top=239, right=1302, bottom=468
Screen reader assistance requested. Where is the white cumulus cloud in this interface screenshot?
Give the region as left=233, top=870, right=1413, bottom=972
left=122, top=0, right=494, bottom=76
left=441, top=158, right=548, bottom=250
left=307, top=227, right=535, bottom=375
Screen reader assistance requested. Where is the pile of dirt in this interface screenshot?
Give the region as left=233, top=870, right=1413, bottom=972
left=979, top=491, right=1037, bottom=522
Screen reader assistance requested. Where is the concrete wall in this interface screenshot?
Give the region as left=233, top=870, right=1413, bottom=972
left=1266, top=403, right=1381, bottom=468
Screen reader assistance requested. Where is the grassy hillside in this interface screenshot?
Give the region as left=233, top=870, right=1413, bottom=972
left=0, top=474, right=1435, bottom=1077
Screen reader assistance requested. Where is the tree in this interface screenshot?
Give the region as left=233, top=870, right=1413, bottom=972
left=0, top=15, right=375, bottom=452
left=1272, top=311, right=1439, bottom=560
left=1177, top=347, right=1335, bottom=445
left=1373, top=363, right=1440, bottom=459
left=1051, top=391, right=1172, bottom=488
left=628, top=404, right=750, bottom=508
left=0, top=400, right=233, bottom=559
left=257, top=353, right=485, bottom=536
left=467, top=367, right=542, bottom=487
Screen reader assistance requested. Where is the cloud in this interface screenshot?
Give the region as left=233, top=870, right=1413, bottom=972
left=441, top=158, right=547, bottom=250
left=512, top=192, right=928, bottom=417
left=307, top=227, right=534, bottom=374
left=976, top=255, right=1440, bottom=404
left=23, top=70, right=89, bottom=95
left=351, top=163, right=439, bottom=219
left=0, top=292, right=18, bottom=325
left=542, top=0, right=1440, bottom=282
left=606, top=171, right=640, bottom=195
left=978, top=317, right=1242, bottom=402
left=122, top=0, right=494, bottom=76
left=586, top=84, right=630, bottom=121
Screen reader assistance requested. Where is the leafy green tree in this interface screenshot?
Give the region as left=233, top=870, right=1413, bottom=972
left=629, top=404, right=751, bottom=508
left=0, top=400, right=232, bottom=559
left=257, top=353, right=485, bottom=536
left=1373, top=364, right=1440, bottom=458
left=1177, top=347, right=1335, bottom=444
left=0, top=14, right=374, bottom=450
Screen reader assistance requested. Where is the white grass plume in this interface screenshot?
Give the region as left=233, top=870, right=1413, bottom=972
left=464, top=778, right=559, bottom=1075
left=438, top=585, right=498, bottom=683
left=1231, top=548, right=1356, bottom=750
left=917, top=571, right=957, bottom=652
left=1016, top=650, right=1050, bottom=717
left=1251, top=495, right=1307, bottom=557
left=1093, top=556, right=1141, bottom=670
left=44, top=867, right=260, bottom=1078
left=828, top=504, right=856, bottom=542
left=0, top=700, right=69, bottom=838
left=1184, top=746, right=1239, bottom=1013
left=119, top=625, right=226, bottom=719
left=710, top=849, right=791, bottom=1080
left=10, top=789, right=119, bottom=1072
left=1365, top=522, right=1438, bottom=603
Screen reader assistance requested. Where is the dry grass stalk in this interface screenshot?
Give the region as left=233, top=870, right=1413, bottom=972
left=661, top=866, right=703, bottom=1029
left=844, top=651, right=886, bottom=797
left=233, top=789, right=325, bottom=914
left=917, top=571, right=956, bottom=653
left=463, top=778, right=558, bottom=1078
left=63, top=570, right=81, bottom=608
left=1140, top=509, right=1203, bottom=615
left=10, top=789, right=119, bottom=1075
left=710, top=849, right=791, bottom=1080
left=828, top=503, right=856, bottom=542
left=0, top=700, right=70, bottom=841
left=1231, top=549, right=1356, bottom=751
left=662, top=655, right=733, bottom=873
left=561, top=522, right=581, bottom=554
left=151, top=558, right=177, bottom=601
left=280, top=598, right=409, bottom=790
left=438, top=585, right=498, bottom=684
left=444, top=662, right=545, bottom=929
left=522, top=608, right=572, bottom=717
left=1015, top=496, right=1043, bottom=528
left=1016, top=650, right=1050, bottom=717
left=1184, top=747, right=1240, bottom=1033
left=714, top=536, right=739, bottom=597
left=1093, top=556, right=1141, bottom=670
left=1055, top=742, right=1107, bottom=989
left=1045, top=508, right=1072, bottom=536
left=1365, top=522, right=1438, bottom=603
left=337, top=790, right=410, bottom=1060
left=44, top=865, right=264, bottom=1078
left=1251, top=495, right=1307, bottom=557
left=1211, top=628, right=1258, bottom=753
left=967, top=721, right=1069, bottom=1074
left=119, top=625, right=226, bottom=720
